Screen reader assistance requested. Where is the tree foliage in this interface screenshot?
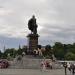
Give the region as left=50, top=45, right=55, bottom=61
left=52, top=42, right=75, bottom=60
left=53, top=42, right=65, bottom=60
left=65, top=52, right=75, bottom=60
left=3, top=48, right=17, bottom=59
left=42, top=45, right=52, bottom=58
left=0, top=42, right=75, bottom=60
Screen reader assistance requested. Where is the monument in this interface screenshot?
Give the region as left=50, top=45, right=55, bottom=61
left=27, top=15, right=39, bottom=54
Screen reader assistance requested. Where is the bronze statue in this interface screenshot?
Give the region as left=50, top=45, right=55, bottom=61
left=28, top=15, right=38, bottom=34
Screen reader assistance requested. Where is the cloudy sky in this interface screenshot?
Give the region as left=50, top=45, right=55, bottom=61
left=0, top=0, right=75, bottom=51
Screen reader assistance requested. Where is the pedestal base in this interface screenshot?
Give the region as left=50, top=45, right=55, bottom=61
left=27, top=34, right=39, bottom=54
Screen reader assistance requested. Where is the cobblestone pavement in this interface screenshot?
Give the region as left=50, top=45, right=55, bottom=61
left=0, top=69, right=71, bottom=75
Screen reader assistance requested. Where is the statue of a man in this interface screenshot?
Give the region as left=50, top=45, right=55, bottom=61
left=28, top=15, right=38, bottom=34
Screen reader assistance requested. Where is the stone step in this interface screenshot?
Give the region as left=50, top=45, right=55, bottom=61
left=8, top=56, right=63, bottom=69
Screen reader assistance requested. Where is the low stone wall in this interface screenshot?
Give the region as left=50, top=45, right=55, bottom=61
left=8, top=56, right=63, bottom=69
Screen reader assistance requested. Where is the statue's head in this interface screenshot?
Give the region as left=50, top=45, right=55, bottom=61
left=32, top=15, right=35, bottom=19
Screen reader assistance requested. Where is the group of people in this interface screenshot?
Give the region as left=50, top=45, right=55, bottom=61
left=67, top=63, right=75, bottom=75
left=41, top=59, right=52, bottom=71
left=33, top=48, right=43, bottom=57
left=63, top=62, right=75, bottom=75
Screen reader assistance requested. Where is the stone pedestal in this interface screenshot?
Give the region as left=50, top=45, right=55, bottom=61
left=27, top=34, right=39, bottom=53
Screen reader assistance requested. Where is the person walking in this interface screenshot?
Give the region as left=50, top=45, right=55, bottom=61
left=41, top=59, right=46, bottom=71
left=67, top=63, right=71, bottom=74
left=71, top=63, right=75, bottom=75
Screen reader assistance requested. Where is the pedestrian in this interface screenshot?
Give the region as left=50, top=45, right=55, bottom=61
left=63, top=62, right=67, bottom=75
left=33, top=49, right=38, bottom=57
left=38, top=48, right=42, bottom=57
left=41, top=59, right=46, bottom=71
left=67, top=62, right=71, bottom=74
left=49, top=62, right=52, bottom=69
left=71, top=63, right=75, bottom=75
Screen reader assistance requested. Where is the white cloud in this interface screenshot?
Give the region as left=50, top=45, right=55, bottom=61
left=0, top=0, right=75, bottom=49
left=0, top=8, right=13, bottom=16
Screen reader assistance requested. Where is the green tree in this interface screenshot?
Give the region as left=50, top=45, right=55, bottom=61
left=3, top=48, right=17, bottom=58
left=43, top=45, right=52, bottom=58
left=65, top=52, right=75, bottom=60
left=22, top=45, right=27, bottom=54
left=0, top=50, right=2, bottom=58
left=53, top=42, right=65, bottom=60
left=17, top=48, right=22, bottom=55
left=68, top=43, right=75, bottom=54
left=38, top=45, right=42, bottom=49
